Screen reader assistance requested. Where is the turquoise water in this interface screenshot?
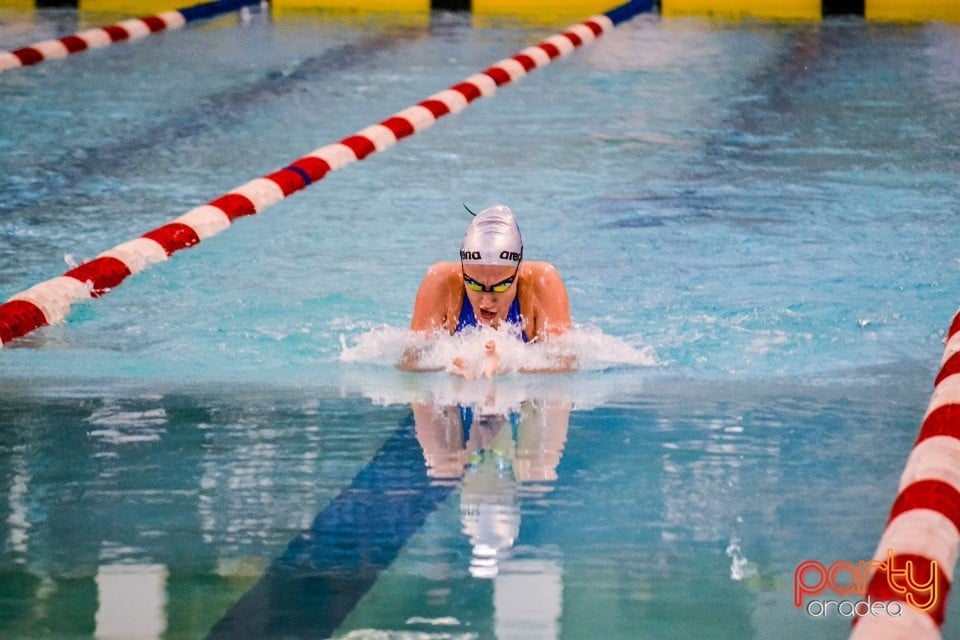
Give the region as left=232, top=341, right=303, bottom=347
left=1, top=6, right=959, bottom=639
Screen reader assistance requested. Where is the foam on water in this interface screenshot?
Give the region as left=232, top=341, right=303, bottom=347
left=336, top=324, right=659, bottom=411
left=340, top=323, right=658, bottom=374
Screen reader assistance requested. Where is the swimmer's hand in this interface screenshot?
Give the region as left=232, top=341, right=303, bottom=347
left=449, top=340, right=501, bottom=379
left=481, top=340, right=500, bottom=378
left=397, top=345, right=435, bottom=372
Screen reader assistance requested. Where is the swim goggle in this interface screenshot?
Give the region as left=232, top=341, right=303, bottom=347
left=462, top=266, right=519, bottom=294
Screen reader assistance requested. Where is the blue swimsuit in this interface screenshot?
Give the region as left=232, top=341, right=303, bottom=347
left=454, top=294, right=526, bottom=444
left=458, top=404, right=522, bottom=454
left=455, top=294, right=528, bottom=342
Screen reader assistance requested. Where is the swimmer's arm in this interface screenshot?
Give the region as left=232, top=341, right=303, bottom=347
left=398, top=263, right=458, bottom=372
left=520, top=264, right=578, bottom=373
left=519, top=363, right=576, bottom=374
left=528, top=263, right=573, bottom=341
left=516, top=354, right=578, bottom=374
left=397, top=346, right=442, bottom=372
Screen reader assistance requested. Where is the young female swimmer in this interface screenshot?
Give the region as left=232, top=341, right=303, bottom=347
left=398, top=205, right=576, bottom=377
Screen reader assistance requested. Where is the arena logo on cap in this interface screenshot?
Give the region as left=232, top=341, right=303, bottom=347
left=793, top=549, right=939, bottom=618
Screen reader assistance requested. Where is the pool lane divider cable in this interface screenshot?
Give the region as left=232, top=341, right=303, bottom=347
left=0, top=0, right=263, bottom=73
left=849, top=309, right=960, bottom=640
left=0, top=0, right=654, bottom=347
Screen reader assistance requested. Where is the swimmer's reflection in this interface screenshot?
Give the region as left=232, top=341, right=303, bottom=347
left=412, top=394, right=569, bottom=577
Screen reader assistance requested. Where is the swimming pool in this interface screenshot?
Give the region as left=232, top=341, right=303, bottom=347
left=1, top=5, right=959, bottom=639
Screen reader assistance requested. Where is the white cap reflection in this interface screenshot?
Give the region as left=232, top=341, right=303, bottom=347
left=459, top=413, right=521, bottom=578
left=411, top=380, right=569, bottom=580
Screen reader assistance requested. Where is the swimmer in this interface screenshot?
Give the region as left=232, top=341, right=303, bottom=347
left=398, top=204, right=575, bottom=376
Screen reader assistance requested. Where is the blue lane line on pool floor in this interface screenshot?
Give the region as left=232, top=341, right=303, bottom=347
left=205, top=412, right=455, bottom=639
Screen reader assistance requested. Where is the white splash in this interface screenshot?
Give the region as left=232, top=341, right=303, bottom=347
left=726, top=537, right=757, bottom=582
left=339, top=323, right=658, bottom=374
left=337, top=324, right=659, bottom=410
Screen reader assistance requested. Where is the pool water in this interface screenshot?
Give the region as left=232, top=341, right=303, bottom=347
left=1, top=6, right=959, bottom=639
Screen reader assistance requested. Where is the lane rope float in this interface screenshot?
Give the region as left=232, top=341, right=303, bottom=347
left=849, top=309, right=960, bottom=640
left=0, top=0, right=654, bottom=347
left=0, top=0, right=264, bottom=73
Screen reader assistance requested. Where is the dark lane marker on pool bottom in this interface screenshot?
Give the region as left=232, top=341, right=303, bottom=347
left=205, top=413, right=454, bottom=639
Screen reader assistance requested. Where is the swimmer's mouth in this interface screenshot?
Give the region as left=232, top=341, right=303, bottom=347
left=478, top=308, right=498, bottom=323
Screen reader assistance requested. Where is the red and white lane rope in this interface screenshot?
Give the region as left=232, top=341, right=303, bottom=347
left=0, top=1, right=651, bottom=346
left=0, top=0, right=261, bottom=73
left=850, top=311, right=960, bottom=639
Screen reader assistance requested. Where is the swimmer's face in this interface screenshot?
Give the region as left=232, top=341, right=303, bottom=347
left=461, top=263, right=520, bottom=328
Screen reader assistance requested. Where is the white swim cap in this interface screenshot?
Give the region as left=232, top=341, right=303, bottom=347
left=460, top=205, right=523, bottom=266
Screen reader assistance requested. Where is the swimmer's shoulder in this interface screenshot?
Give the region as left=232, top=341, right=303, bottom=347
left=518, top=261, right=565, bottom=292
left=421, top=262, right=462, bottom=290
left=411, top=262, right=464, bottom=333
left=518, top=261, right=571, bottom=340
